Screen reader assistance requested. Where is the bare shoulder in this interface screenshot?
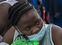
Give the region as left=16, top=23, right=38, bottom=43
left=3, top=26, right=15, bottom=44
left=52, top=24, right=62, bottom=35
left=52, top=24, right=62, bottom=45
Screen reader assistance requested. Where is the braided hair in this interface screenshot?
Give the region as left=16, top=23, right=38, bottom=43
left=8, top=1, right=33, bottom=26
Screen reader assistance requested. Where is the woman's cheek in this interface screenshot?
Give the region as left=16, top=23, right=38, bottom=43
left=31, top=27, right=40, bottom=34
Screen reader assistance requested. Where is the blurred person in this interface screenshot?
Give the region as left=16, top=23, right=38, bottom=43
left=0, top=3, right=11, bottom=36
left=0, top=1, right=16, bottom=44
left=4, top=2, right=62, bottom=45
left=0, top=2, right=17, bottom=45
left=0, top=2, right=12, bottom=45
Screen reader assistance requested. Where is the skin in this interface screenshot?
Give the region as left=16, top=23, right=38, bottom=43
left=4, top=8, right=62, bottom=45
left=3, top=26, right=15, bottom=44
left=0, top=3, right=11, bottom=36
left=52, top=25, right=62, bottom=45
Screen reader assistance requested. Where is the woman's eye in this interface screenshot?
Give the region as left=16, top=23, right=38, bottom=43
left=26, top=26, right=31, bottom=31
left=26, top=28, right=29, bottom=30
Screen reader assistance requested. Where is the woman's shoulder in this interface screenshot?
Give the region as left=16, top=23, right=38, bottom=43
left=3, top=26, right=15, bottom=44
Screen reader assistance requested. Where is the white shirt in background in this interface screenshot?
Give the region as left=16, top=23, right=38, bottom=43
left=0, top=0, right=18, bottom=6
left=0, top=42, right=9, bottom=45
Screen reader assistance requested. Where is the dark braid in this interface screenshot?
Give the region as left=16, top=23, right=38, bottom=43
left=8, top=2, right=33, bottom=26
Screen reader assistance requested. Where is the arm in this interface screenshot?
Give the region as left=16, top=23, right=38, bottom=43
left=52, top=25, right=62, bottom=45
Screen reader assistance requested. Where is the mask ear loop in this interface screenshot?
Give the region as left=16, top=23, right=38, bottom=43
left=14, top=26, right=29, bottom=40
left=14, top=26, right=21, bottom=34
left=14, top=26, right=23, bottom=38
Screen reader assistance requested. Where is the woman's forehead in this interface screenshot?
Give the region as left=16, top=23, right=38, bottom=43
left=20, top=16, right=38, bottom=27
left=20, top=10, right=36, bottom=21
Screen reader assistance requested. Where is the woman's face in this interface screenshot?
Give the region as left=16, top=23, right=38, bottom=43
left=17, top=9, right=42, bottom=36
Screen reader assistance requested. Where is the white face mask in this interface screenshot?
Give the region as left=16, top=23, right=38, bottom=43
left=28, top=24, right=46, bottom=41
